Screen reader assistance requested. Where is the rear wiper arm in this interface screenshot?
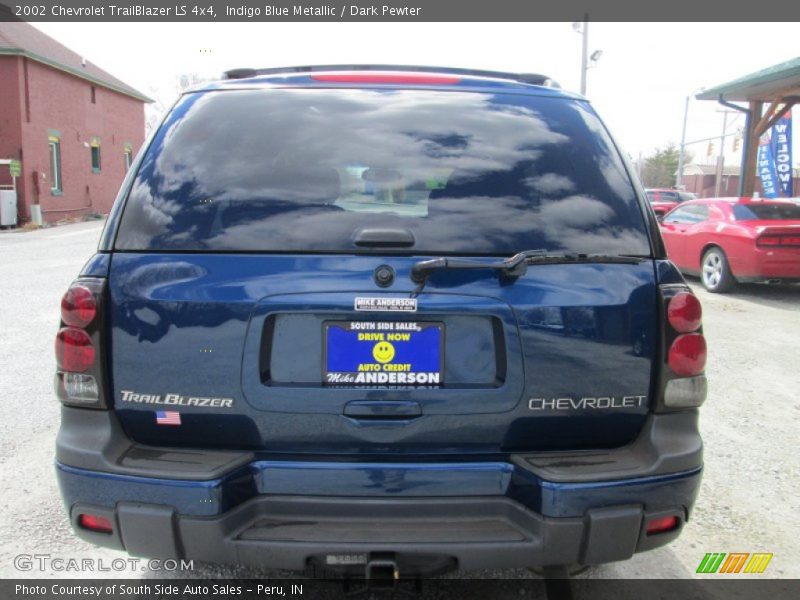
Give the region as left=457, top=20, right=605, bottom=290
left=410, top=249, right=542, bottom=283
left=410, top=250, right=647, bottom=284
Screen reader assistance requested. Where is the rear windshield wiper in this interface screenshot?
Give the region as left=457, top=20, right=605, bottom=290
left=410, top=250, right=648, bottom=284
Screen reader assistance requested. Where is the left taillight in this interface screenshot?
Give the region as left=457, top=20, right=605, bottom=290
left=54, top=278, right=108, bottom=408
left=55, top=328, right=95, bottom=372
left=61, top=284, right=97, bottom=328
left=78, top=513, right=113, bottom=534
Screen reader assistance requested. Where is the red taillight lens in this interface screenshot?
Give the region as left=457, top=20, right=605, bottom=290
left=55, top=327, right=95, bottom=372
left=758, top=234, right=800, bottom=247
left=646, top=515, right=678, bottom=535
left=668, top=333, right=707, bottom=377
left=667, top=292, right=702, bottom=333
left=78, top=514, right=113, bottom=534
left=311, top=72, right=461, bottom=85
left=61, top=285, right=97, bottom=328
left=757, top=235, right=781, bottom=247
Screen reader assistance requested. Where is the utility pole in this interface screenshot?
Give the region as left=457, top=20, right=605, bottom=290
left=579, top=14, right=589, bottom=95
left=573, top=16, right=601, bottom=96
left=676, top=95, right=691, bottom=189
left=714, top=110, right=739, bottom=197
left=714, top=111, right=728, bottom=197
left=677, top=87, right=706, bottom=189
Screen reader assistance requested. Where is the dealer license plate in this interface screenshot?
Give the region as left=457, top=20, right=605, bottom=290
left=323, top=321, right=444, bottom=386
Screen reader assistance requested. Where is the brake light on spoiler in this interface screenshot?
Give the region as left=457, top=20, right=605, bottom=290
left=311, top=72, right=461, bottom=85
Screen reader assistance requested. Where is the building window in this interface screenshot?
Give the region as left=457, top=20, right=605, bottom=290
left=91, top=86, right=96, bottom=104
left=124, top=145, right=133, bottom=171
left=90, top=138, right=101, bottom=172
left=48, top=135, right=62, bottom=194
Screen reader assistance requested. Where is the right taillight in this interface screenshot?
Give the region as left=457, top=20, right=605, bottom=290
left=659, top=286, right=707, bottom=410
left=667, top=292, right=702, bottom=333
left=668, top=333, right=707, bottom=376
left=54, top=278, right=107, bottom=408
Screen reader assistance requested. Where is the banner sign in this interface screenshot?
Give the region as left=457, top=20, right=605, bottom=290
left=757, top=131, right=779, bottom=198
left=770, top=112, right=793, bottom=197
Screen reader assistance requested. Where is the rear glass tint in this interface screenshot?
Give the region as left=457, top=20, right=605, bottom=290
left=733, top=203, right=800, bottom=220
left=115, top=89, right=650, bottom=255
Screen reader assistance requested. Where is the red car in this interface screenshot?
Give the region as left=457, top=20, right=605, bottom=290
left=660, top=197, right=800, bottom=292
left=646, top=188, right=696, bottom=219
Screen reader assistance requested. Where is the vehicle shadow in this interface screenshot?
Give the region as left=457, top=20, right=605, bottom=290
left=137, top=546, right=702, bottom=599
left=688, top=278, right=800, bottom=312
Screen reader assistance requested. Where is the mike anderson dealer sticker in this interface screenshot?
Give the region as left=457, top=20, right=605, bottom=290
left=355, top=297, right=417, bottom=312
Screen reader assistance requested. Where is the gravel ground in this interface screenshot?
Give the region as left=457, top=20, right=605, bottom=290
left=0, top=220, right=797, bottom=587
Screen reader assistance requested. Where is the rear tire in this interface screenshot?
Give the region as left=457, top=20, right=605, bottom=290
left=701, top=247, right=736, bottom=293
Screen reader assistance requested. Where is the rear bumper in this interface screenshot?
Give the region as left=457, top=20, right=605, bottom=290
left=64, top=495, right=691, bottom=573
left=735, top=247, right=800, bottom=281
left=56, top=407, right=703, bottom=571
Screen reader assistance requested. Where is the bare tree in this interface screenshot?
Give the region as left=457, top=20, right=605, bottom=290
left=145, top=72, right=211, bottom=135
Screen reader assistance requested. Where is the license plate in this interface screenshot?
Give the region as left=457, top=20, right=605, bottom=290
left=323, top=321, right=444, bottom=386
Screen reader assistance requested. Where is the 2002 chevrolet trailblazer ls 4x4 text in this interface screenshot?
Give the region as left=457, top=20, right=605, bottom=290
left=54, top=65, right=707, bottom=578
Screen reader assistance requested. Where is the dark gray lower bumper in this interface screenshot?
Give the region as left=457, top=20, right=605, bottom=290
left=70, top=495, right=686, bottom=573
left=57, top=407, right=702, bottom=572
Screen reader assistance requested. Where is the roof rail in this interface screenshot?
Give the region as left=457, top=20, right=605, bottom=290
left=221, top=65, right=560, bottom=88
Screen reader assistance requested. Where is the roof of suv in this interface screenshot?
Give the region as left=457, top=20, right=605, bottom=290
left=194, top=65, right=581, bottom=99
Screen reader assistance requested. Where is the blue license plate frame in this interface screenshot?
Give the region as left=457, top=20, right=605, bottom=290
left=323, top=321, right=444, bottom=386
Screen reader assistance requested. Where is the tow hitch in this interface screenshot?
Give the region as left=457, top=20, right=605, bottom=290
left=365, top=554, right=400, bottom=587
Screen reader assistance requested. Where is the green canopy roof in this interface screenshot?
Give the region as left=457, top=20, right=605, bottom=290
left=696, top=57, right=800, bottom=102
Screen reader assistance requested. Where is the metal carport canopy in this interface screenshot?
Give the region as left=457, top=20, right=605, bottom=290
left=696, top=57, right=800, bottom=196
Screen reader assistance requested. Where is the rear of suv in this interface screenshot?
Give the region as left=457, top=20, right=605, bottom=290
left=55, top=66, right=707, bottom=577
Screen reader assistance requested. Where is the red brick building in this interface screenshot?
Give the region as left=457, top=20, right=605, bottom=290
left=681, top=164, right=800, bottom=198
left=0, top=22, right=150, bottom=224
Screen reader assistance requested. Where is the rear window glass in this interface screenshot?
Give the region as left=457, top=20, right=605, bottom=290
left=733, top=203, right=800, bottom=220
left=651, top=191, right=679, bottom=201
left=115, top=88, right=650, bottom=255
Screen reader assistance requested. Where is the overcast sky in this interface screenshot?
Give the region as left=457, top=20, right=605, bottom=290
left=33, top=22, right=799, bottom=166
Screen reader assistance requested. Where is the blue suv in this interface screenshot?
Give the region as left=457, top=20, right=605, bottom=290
left=55, top=65, right=707, bottom=577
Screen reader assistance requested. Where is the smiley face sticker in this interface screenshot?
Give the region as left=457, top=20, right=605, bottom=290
left=372, top=340, right=396, bottom=363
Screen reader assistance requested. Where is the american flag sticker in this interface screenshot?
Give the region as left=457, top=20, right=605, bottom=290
left=156, top=411, right=181, bottom=426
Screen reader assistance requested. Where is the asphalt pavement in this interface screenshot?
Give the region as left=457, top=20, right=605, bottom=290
left=0, top=221, right=797, bottom=586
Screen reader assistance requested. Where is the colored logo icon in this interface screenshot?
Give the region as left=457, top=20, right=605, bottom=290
left=696, top=552, right=773, bottom=574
